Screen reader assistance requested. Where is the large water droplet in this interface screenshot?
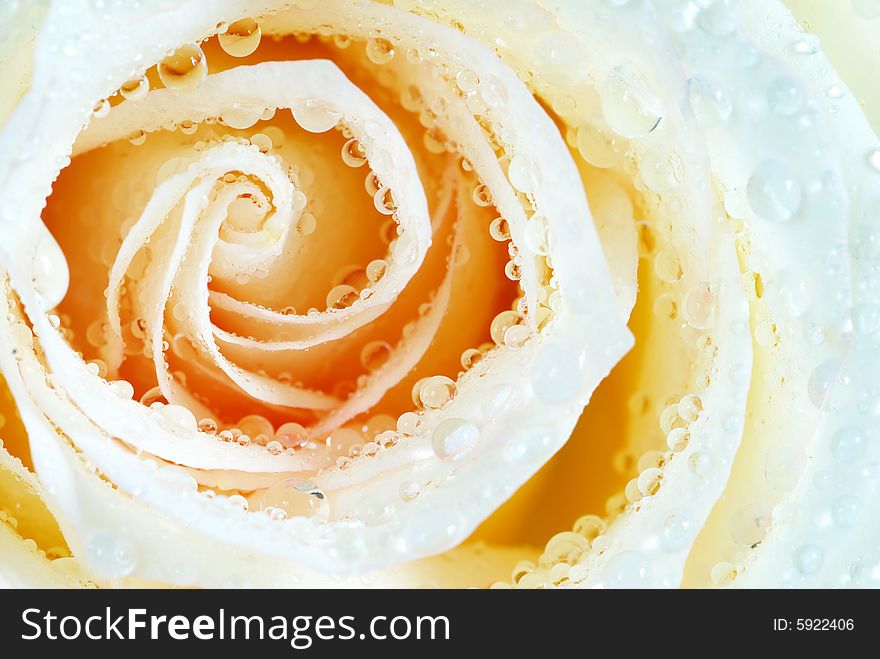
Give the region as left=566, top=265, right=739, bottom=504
left=601, top=64, right=664, bottom=138
left=747, top=160, right=802, bottom=222
left=218, top=18, right=262, bottom=57
left=158, top=43, right=208, bottom=91
left=432, top=418, right=479, bottom=460
left=261, top=479, right=329, bottom=521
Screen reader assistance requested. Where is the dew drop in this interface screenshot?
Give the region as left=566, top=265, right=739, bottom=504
left=767, top=76, right=802, bottom=116
left=747, top=160, right=802, bottom=222
left=793, top=545, right=823, bottom=575
left=292, top=100, right=340, bottom=133
left=602, top=551, right=652, bottom=588
left=373, top=187, right=396, bottom=215
left=729, top=503, right=771, bottom=548
left=341, top=138, right=367, bottom=167
left=366, top=259, right=388, bottom=283
left=92, top=98, right=111, bottom=118
left=576, top=120, right=628, bottom=168
left=366, top=37, right=395, bottom=64
left=640, top=146, right=683, bottom=192
left=158, top=43, right=207, bottom=91
left=489, top=217, right=511, bottom=241
left=261, top=479, right=329, bottom=521
left=297, top=212, right=317, bottom=236
left=218, top=18, right=262, bottom=57
left=361, top=340, right=392, bottom=371
left=326, top=284, right=359, bottom=310
left=419, top=376, right=457, bottom=409
left=157, top=403, right=197, bottom=432
left=120, top=75, right=149, bottom=101
left=432, top=418, right=479, bottom=460
left=601, top=64, right=664, bottom=139
left=832, top=495, right=860, bottom=527
left=831, top=427, right=865, bottom=463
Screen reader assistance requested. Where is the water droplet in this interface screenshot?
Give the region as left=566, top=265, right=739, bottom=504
left=576, top=120, right=628, bottom=168
left=120, top=74, right=149, bottom=101
left=198, top=418, right=218, bottom=434
left=157, top=404, right=197, bottom=432
left=366, top=259, right=387, bottom=283
left=361, top=340, right=392, bottom=371
left=793, top=545, right=823, bottom=575
left=418, top=376, right=457, bottom=409
left=472, top=183, right=493, bottom=207
left=158, top=43, right=207, bottom=91
left=292, top=100, right=340, bottom=133
left=531, top=343, right=582, bottom=404
left=366, top=37, right=395, bottom=64
left=767, top=76, right=802, bottom=116
left=341, top=138, right=367, bottom=167
left=729, top=503, right=771, bottom=547
left=261, top=479, right=329, bottom=521
left=218, top=18, right=262, bottom=57
left=654, top=248, right=683, bottom=282
left=326, top=284, right=359, bottom=310
left=832, top=495, right=860, bottom=527
left=432, top=418, right=479, bottom=460
left=275, top=422, right=308, bottom=448
left=601, top=63, right=664, bottom=139
left=747, top=160, right=802, bottom=222
left=373, top=187, right=396, bottom=215
left=108, top=379, right=134, bottom=399
left=831, top=426, right=865, bottom=463
left=297, top=212, right=317, bottom=236
left=602, top=551, right=652, bottom=588
left=92, top=98, right=111, bottom=118
left=86, top=531, right=137, bottom=578
left=681, top=282, right=715, bottom=329
left=660, top=514, right=692, bottom=552
left=686, top=76, right=731, bottom=127
left=808, top=359, right=853, bottom=412
left=640, top=146, right=683, bottom=192
left=764, top=268, right=812, bottom=318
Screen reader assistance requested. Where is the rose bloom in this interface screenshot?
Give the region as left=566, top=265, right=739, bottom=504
left=0, top=0, right=878, bottom=589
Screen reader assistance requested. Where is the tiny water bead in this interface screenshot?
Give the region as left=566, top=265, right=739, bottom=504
left=490, top=310, right=523, bottom=346
left=793, top=545, right=823, bottom=575
left=767, top=76, right=803, bottom=116
left=374, top=187, right=396, bottom=214
left=747, top=160, right=802, bottom=222
left=327, top=285, right=359, bottom=310
left=120, top=74, right=149, bottom=101
left=432, top=418, right=480, bottom=460
left=261, top=479, right=329, bottom=522
left=341, top=138, right=367, bottom=167
left=158, top=43, right=208, bottom=92
left=489, top=217, right=511, bottom=241
left=218, top=18, right=262, bottom=57
left=418, top=376, right=458, bottom=409
left=297, top=212, right=317, bottom=236
left=640, top=146, right=683, bottom=192
left=366, top=37, right=395, bottom=65
left=275, top=422, right=308, bottom=448
left=831, top=427, right=866, bottom=463
left=365, top=259, right=387, bottom=283
left=360, top=340, right=392, bottom=371
left=92, top=98, right=111, bottom=118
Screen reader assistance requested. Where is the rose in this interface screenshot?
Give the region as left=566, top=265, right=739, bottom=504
left=0, top=0, right=878, bottom=589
